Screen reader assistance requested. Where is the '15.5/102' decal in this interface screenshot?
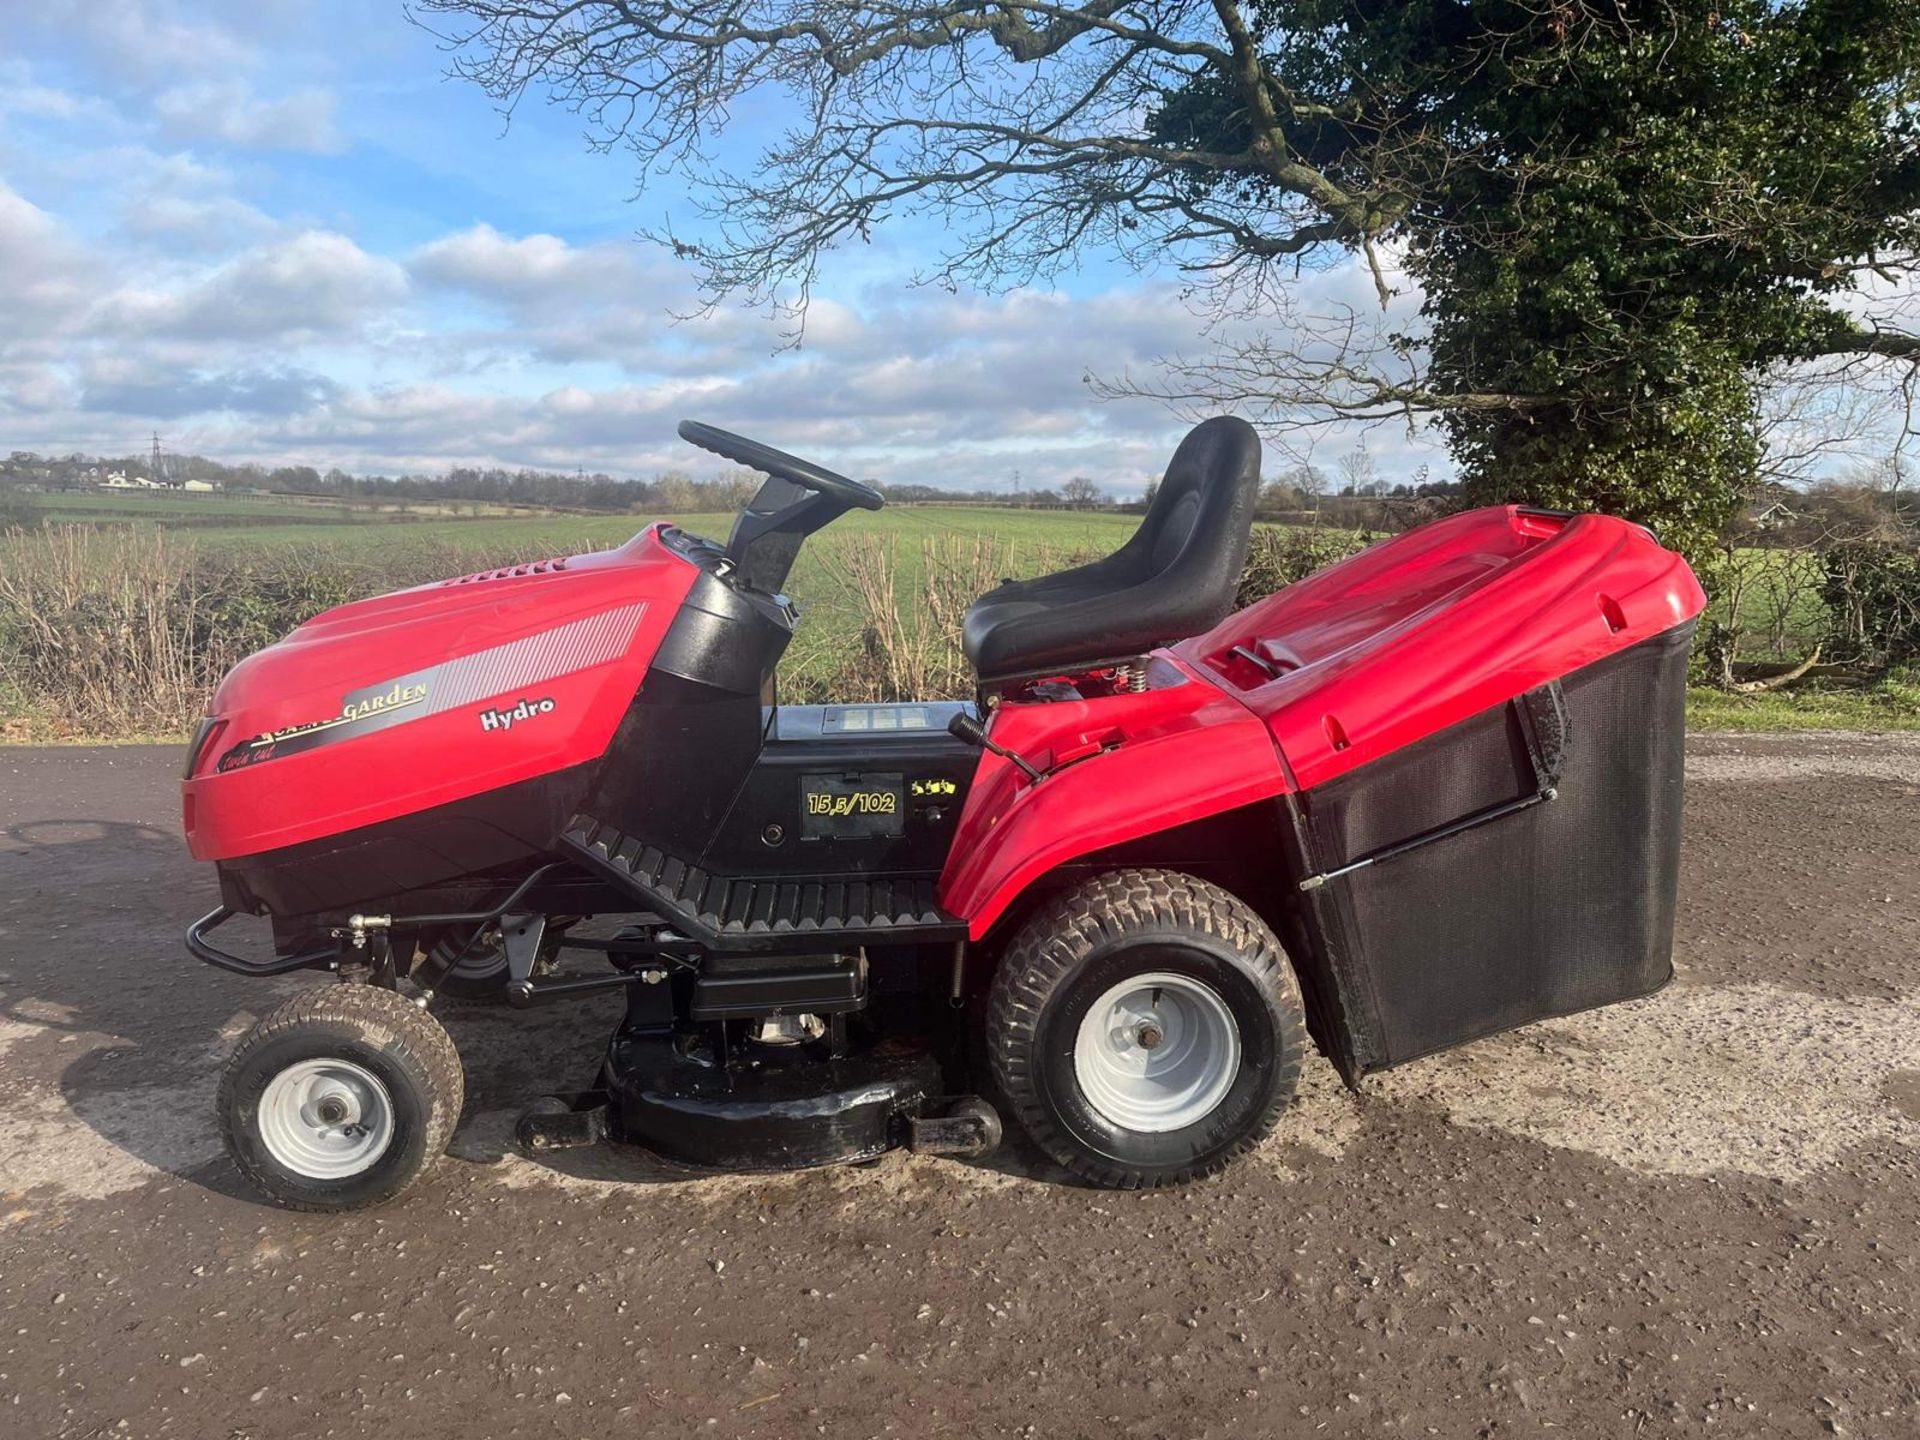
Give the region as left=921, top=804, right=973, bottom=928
left=805, top=789, right=898, bottom=817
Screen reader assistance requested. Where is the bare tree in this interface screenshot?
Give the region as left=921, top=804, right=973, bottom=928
left=1061, top=475, right=1102, bottom=508
left=1334, top=443, right=1380, bottom=497
left=1282, top=464, right=1328, bottom=514
left=413, top=0, right=1418, bottom=325
left=415, top=0, right=1920, bottom=558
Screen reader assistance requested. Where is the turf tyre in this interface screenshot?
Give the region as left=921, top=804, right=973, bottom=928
left=218, top=984, right=464, bottom=1212
left=987, top=869, right=1306, bottom=1188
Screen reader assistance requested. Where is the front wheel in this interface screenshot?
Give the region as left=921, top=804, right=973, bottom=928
left=217, top=985, right=465, bottom=1211
left=987, top=870, right=1307, bottom=1188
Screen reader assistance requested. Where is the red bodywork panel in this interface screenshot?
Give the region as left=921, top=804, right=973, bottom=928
left=188, top=502, right=1702, bottom=937
left=183, top=527, right=697, bottom=861
left=1175, top=507, right=1705, bottom=791
left=937, top=662, right=1291, bottom=938
left=937, top=507, right=1704, bottom=935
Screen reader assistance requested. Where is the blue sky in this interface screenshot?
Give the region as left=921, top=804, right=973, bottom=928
left=0, top=0, right=1452, bottom=493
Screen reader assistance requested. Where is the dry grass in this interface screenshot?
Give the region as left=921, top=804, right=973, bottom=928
left=16, top=517, right=1901, bottom=741
left=0, top=527, right=557, bottom=738
left=0, top=525, right=1102, bottom=736
left=0, top=527, right=222, bottom=736
left=782, top=532, right=1098, bottom=703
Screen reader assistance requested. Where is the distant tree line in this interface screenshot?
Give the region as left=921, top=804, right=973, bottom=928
left=1, top=449, right=755, bottom=514
left=2, top=447, right=1458, bottom=516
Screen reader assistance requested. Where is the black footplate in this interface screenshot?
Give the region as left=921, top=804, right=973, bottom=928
left=562, top=814, right=967, bottom=950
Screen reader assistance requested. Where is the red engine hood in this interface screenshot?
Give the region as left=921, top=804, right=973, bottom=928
left=184, top=526, right=699, bottom=861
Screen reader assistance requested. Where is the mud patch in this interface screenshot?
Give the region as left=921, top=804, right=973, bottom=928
left=0, top=1086, right=220, bottom=1201
left=0, top=1014, right=232, bottom=1200
left=7, top=972, right=1919, bottom=1206
left=1887, top=1069, right=1920, bottom=1122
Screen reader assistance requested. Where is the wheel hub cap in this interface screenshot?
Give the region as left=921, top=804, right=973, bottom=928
left=257, top=1058, right=395, bottom=1180
left=1073, top=971, right=1241, bottom=1133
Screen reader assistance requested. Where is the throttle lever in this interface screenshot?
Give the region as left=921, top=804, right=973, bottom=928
left=947, top=712, right=1044, bottom=783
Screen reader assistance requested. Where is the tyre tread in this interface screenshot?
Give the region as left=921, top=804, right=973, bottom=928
left=217, top=983, right=464, bottom=1212
left=987, top=868, right=1307, bottom=1189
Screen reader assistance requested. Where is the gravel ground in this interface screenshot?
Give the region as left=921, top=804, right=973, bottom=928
left=1, top=734, right=1916, bottom=1440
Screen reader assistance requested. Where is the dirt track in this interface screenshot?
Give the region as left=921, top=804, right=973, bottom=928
left=2, top=734, right=1917, bottom=1439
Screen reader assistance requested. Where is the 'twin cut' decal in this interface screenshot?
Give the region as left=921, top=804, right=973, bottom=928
left=217, top=603, right=646, bottom=771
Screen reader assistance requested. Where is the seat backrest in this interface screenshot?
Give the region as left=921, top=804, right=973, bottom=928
left=959, top=416, right=1262, bottom=679
left=1122, top=415, right=1262, bottom=598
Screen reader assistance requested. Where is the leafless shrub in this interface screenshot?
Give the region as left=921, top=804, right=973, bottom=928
left=0, top=528, right=562, bottom=738
left=1235, top=525, right=1374, bottom=609
left=1822, top=540, right=1920, bottom=669
left=784, top=533, right=1098, bottom=703
left=0, top=527, right=222, bottom=736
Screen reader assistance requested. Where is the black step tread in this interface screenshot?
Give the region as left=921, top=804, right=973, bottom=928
left=562, top=814, right=965, bottom=946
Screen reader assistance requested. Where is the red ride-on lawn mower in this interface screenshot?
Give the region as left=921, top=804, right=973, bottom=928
left=183, top=417, right=1706, bottom=1210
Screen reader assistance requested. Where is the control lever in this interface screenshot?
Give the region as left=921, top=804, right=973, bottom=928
left=947, top=712, right=1044, bottom=783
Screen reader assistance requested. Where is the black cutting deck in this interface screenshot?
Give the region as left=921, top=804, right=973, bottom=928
left=561, top=814, right=967, bottom=951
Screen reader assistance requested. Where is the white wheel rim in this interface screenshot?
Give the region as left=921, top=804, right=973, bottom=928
left=257, top=1058, right=395, bottom=1180
left=1072, top=971, right=1241, bottom=1133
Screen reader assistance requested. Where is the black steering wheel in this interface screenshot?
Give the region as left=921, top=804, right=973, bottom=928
left=677, top=420, right=885, bottom=512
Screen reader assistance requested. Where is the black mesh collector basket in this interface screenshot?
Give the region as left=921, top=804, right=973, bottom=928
left=1281, top=618, right=1696, bottom=1076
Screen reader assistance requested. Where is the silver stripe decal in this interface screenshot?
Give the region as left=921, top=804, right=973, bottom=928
left=425, top=602, right=648, bottom=716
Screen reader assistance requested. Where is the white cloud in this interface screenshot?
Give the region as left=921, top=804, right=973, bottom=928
left=413, top=224, right=642, bottom=296
left=0, top=2, right=252, bottom=89
left=153, top=81, right=340, bottom=154
left=121, top=190, right=279, bottom=249
left=0, top=82, right=85, bottom=120
left=95, top=230, right=408, bottom=342
left=0, top=181, right=95, bottom=343
left=78, top=356, right=342, bottom=418
left=409, top=223, right=747, bottom=370
left=0, top=364, right=77, bottom=418
left=1, top=138, right=1444, bottom=488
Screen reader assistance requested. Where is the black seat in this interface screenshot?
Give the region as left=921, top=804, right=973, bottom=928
left=962, top=416, right=1262, bottom=679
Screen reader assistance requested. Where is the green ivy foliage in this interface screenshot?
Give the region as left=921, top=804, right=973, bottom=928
left=1153, top=0, right=1920, bottom=574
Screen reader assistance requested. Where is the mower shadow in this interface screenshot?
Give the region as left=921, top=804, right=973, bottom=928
left=436, top=984, right=1076, bottom=1191
left=0, top=814, right=605, bottom=1203
left=446, top=1104, right=1071, bottom=1192
left=3, top=814, right=1070, bottom=1204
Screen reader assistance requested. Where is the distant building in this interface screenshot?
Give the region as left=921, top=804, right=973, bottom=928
left=1745, top=481, right=1799, bottom=531
left=182, top=478, right=215, bottom=493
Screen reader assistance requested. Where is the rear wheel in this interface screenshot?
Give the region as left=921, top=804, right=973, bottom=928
left=417, top=923, right=565, bottom=1000
left=422, top=933, right=511, bottom=1000
left=218, top=984, right=464, bottom=1212
left=988, top=869, right=1306, bottom=1188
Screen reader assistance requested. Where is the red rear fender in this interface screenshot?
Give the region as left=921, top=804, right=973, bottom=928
left=937, top=664, right=1289, bottom=939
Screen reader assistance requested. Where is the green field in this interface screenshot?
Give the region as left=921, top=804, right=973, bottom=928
left=0, top=501, right=1147, bottom=737
left=181, top=504, right=1139, bottom=550
left=4, top=492, right=1914, bottom=737
left=187, top=506, right=1143, bottom=637
left=22, top=490, right=568, bottom=527
left=20, top=490, right=1140, bottom=553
